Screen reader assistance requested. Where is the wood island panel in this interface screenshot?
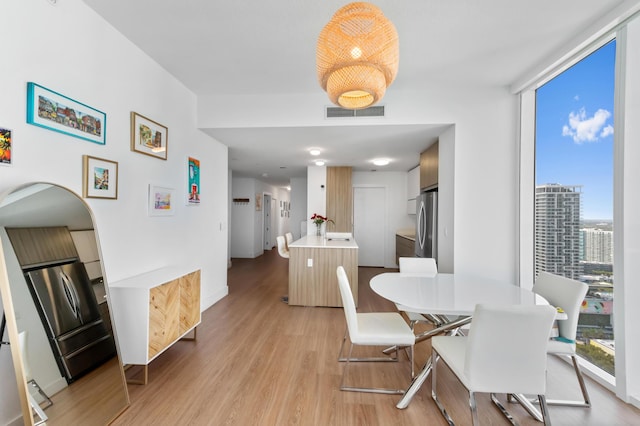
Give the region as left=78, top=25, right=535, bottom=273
left=288, top=237, right=358, bottom=307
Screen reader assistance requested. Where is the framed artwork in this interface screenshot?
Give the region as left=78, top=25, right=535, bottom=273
left=255, top=193, right=262, bottom=211
left=82, top=155, right=118, bottom=199
left=131, top=112, right=168, bottom=160
left=0, top=127, right=12, bottom=165
left=149, top=184, right=175, bottom=216
left=187, top=156, right=200, bottom=205
left=26, top=82, right=106, bottom=145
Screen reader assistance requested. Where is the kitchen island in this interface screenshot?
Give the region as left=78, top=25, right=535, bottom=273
left=288, top=235, right=358, bottom=307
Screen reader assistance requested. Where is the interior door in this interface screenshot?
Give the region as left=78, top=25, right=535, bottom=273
left=353, top=186, right=385, bottom=267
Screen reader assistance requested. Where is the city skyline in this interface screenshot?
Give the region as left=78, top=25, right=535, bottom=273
left=535, top=40, right=616, bottom=221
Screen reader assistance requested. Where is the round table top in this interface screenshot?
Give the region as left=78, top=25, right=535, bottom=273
left=370, top=272, right=550, bottom=316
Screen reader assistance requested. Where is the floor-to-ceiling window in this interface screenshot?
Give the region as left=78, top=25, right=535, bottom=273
left=534, top=40, right=616, bottom=376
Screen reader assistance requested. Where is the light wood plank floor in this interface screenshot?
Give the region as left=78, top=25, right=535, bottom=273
left=110, top=249, right=640, bottom=425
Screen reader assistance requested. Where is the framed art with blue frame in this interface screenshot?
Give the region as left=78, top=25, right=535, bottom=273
left=187, top=156, right=201, bottom=205
left=26, top=82, right=106, bottom=145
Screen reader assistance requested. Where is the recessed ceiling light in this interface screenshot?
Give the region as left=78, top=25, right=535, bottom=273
left=310, top=149, right=321, bottom=156
left=315, top=160, right=325, bottom=166
left=373, top=158, right=390, bottom=166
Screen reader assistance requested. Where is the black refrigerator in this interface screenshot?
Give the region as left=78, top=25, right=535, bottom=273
left=24, top=261, right=115, bottom=383
left=415, top=190, right=437, bottom=260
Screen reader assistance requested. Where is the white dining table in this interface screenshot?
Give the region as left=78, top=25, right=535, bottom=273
left=370, top=272, right=558, bottom=417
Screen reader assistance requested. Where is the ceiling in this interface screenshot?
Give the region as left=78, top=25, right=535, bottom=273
left=83, top=0, right=626, bottom=187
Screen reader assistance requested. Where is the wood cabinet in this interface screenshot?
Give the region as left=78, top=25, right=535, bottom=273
left=326, top=166, right=352, bottom=233
left=6, top=226, right=78, bottom=268
left=420, top=141, right=439, bottom=191
left=396, top=234, right=415, bottom=265
left=110, top=268, right=201, bottom=384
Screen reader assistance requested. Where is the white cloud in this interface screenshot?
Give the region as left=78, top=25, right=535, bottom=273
left=601, top=125, right=614, bottom=138
left=562, top=108, right=613, bottom=143
left=574, top=95, right=580, bottom=101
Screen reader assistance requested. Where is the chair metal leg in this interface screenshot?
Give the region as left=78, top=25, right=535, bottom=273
left=431, top=349, right=455, bottom=425
left=28, top=379, right=53, bottom=409
left=470, top=392, right=481, bottom=426
left=490, top=393, right=517, bottom=425
left=28, top=393, right=48, bottom=425
left=538, top=394, right=553, bottom=425
left=337, top=328, right=413, bottom=395
left=544, top=354, right=591, bottom=407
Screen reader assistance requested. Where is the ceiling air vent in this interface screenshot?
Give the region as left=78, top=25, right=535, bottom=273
left=325, top=105, right=385, bottom=118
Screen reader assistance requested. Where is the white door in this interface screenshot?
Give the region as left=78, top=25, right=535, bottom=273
left=353, top=186, right=385, bottom=267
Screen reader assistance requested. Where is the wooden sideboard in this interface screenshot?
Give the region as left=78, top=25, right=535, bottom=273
left=109, top=267, right=201, bottom=384
left=288, top=236, right=358, bottom=307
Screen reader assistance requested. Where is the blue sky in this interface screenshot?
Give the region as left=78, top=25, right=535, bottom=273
left=535, top=40, right=616, bottom=221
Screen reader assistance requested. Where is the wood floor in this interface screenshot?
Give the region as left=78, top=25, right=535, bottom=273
left=109, top=249, right=640, bottom=425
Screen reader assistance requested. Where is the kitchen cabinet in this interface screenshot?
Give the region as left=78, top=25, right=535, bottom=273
left=109, top=268, right=201, bottom=384
left=396, top=234, right=415, bottom=265
left=407, top=165, right=420, bottom=214
left=420, top=141, right=439, bottom=191
left=326, top=166, right=353, bottom=232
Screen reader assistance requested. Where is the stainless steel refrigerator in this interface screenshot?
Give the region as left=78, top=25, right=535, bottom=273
left=415, top=190, right=437, bottom=260
left=24, top=261, right=115, bottom=383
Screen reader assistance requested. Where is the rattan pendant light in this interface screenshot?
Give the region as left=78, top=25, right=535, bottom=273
left=317, top=2, right=398, bottom=110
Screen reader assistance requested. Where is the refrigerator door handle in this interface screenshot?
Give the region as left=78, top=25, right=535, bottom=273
left=418, top=201, right=426, bottom=250
left=60, top=271, right=82, bottom=323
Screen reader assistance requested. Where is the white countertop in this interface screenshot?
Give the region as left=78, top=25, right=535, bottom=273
left=109, top=266, right=198, bottom=289
left=289, top=235, right=358, bottom=249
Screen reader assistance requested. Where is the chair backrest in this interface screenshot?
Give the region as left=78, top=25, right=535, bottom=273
left=285, top=232, right=293, bottom=248
left=18, top=330, right=32, bottom=380
left=464, top=304, right=556, bottom=395
left=276, top=236, right=289, bottom=258
left=533, top=272, right=587, bottom=342
left=336, top=266, right=358, bottom=337
left=399, top=257, right=437, bottom=276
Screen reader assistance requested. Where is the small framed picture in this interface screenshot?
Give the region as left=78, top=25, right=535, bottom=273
left=255, top=193, right=262, bottom=211
left=27, top=83, right=106, bottom=145
left=149, top=184, right=175, bottom=216
left=187, top=156, right=200, bottom=205
left=82, top=155, right=118, bottom=199
left=131, top=112, right=168, bottom=160
left=0, top=127, right=12, bottom=165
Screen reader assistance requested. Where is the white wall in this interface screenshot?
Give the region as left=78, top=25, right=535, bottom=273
left=200, top=85, right=517, bottom=283
left=352, top=171, right=415, bottom=268
left=306, top=166, right=327, bottom=236
left=230, top=177, right=291, bottom=258
left=289, top=177, right=307, bottom=240
left=617, top=16, right=640, bottom=407
left=230, top=177, right=257, bottom=258
left=0, top=0, right=228, bottom=422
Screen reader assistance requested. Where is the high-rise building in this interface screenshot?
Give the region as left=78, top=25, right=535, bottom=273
left=582, top=228, right=614, bottom=263
left=535, top=184, right=583, bottom=279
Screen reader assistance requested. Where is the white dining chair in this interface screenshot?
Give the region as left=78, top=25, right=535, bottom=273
left=19, top=331, right=53, bottom=408
left=276, top=235, right=289, bottom=259
left=19, top=330, right=53, bottom=424
left=396, top=257, right=439, bottom=326
left=285, top=232, right=293, bottom=250
left=431, top=303, right=557, bottom=426
left=336, top=266, right=415, bottom=394
left=533, top=271, right=591, bottom=408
